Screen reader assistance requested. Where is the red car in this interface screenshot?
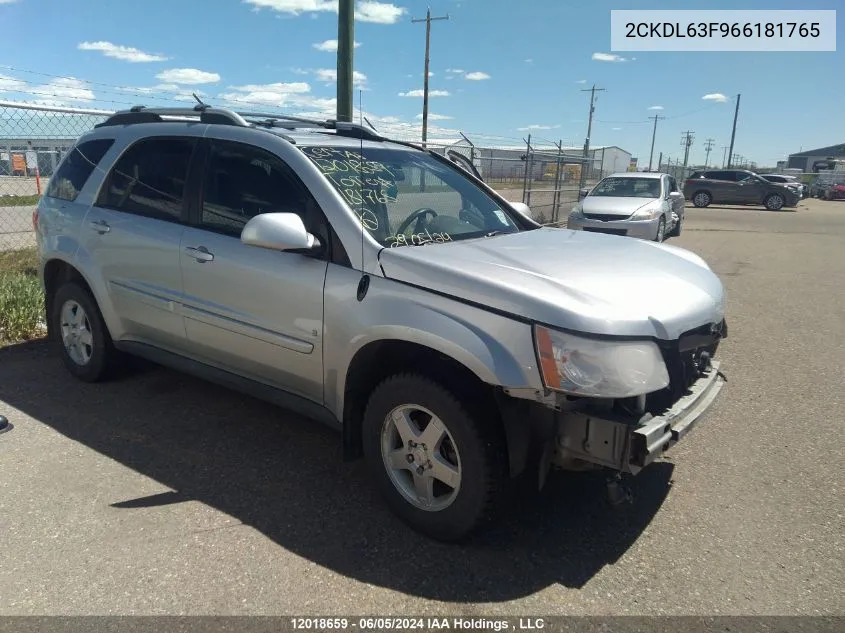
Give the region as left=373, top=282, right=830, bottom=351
left=822, top=181, right=845, bottom=200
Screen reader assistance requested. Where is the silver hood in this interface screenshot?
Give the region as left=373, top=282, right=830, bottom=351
left=579, top=196, right=658, bottom=217
left=378, top=228, right=726, bottom=340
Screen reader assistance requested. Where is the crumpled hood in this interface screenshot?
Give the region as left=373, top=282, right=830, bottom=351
left=580, top=196, right=657, bottom=216
left=378, top=228, right=726, bottom=340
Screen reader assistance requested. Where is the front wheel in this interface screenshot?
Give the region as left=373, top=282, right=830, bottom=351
left=362, top=374, right=507, bottom=542
left=692, top=191, right=711, bottom=208
left=764, top=193, right=785, bottom=210
left=668, top=214, right=682, bottom=237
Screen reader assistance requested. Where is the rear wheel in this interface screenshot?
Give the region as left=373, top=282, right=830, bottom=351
left=51, top=282, right=122, bottom=382
left=764, top=193, right=785, bottom=210
left=692, top=191, right=711, bottom=208
left=362, top=374, right=507, bottom=542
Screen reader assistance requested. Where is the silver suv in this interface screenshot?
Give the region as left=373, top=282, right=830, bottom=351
left=36, top=105, right=728, bottom=541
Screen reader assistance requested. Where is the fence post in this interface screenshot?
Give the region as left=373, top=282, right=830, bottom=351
left=522, top=134, right=532, bottom=205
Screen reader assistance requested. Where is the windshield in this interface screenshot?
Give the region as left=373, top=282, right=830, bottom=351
left=300, top=145, right=520, bottom=247
left=590, top=177, right=661, bottom=199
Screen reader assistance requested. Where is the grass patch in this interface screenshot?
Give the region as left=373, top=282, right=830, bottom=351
left=0, top=247, right=45, bottom=345
left=0, top=194, right=41, bottom=207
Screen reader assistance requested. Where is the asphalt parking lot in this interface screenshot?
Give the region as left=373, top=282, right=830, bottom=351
left=0, top=198, right=843, bottom=616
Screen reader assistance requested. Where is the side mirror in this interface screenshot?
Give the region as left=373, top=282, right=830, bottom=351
left=241, top=213, right=321, bottom=252
left=578, top=187, right=590, bottom=200
left=669, top=191, right=683, bottom=199
left=509, top=201, right=533, bottom=219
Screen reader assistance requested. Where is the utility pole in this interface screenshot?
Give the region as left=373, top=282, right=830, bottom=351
left=681, top=130, right=695, bottom=170
left=657, top=151, right=663, bottom=171
left=703, top=138, right=715, bottom=168
left=336, top=0, right=354, bottom=122
left=726, top=93, right=741, bottom=168
left=647, top=114, right=665, bottom=172
left=722, top=146, right=729, bottom=167
left=579, top=84, right=606, bottom=188
left=412, top=8, right=449, bottom=146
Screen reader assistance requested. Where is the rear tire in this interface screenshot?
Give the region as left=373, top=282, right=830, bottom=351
left=362, top=373, right=507, bottom=542
left=51, top=282, right=123, bottom=382
left=692, top=191, right=711, bottom=208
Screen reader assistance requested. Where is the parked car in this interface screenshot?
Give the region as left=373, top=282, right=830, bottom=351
left=683, top=169, right=800, bottom=210
left=759, top=174, right=808, bottom=198
left=808, top=174, right=830, bottom=198
left=821, top=177, right=845, bottom=200
left=567, top=172, right=684, bottom=241
left=35, top=105, right=728, bottom=542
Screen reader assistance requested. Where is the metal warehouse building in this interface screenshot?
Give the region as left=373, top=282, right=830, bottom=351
left=787, top=143, right=845, bottom=172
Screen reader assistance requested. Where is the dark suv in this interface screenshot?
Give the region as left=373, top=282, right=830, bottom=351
left=683, top=169, right=800, bottom=210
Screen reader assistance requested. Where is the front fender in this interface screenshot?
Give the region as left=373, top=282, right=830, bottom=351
left=323, top=266, right=543, bottom=421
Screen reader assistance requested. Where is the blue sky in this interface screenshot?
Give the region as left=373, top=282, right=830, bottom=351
left=0, top=0, right=841, bottom=166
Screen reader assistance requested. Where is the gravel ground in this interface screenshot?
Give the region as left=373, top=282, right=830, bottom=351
left=0, top=198, right=843, bottom=616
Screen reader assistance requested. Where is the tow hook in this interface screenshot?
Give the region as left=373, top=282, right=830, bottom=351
left=606, top=471, right=633, bottom=506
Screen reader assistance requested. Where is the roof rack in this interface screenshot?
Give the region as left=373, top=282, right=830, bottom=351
left=95, top=105, right=251, bottom=128
left=93, top=104, right=387, bottom=143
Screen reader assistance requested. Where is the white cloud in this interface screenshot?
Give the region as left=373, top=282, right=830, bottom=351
left=592, top=52, right=628, bottom=62
left=313, top=39, right=361, bottom=52
left=464, top=71, right=490, bottom=81
left=647, top=105, right=664, bottom=110
left=612, top=127, right=622, bottom=131
left=415, top=113, right=453, bottom=120
left=0, top=73, right=26, bottom=92
left=78, top=41, right=168, bottom=63
left=244, top=0, right=406, bottom=24
left=398, top=89, right=450, bottom=97
left=30, top=77, right=96, bottom=105
left=219, top=80, right=342, bottom=114
left=357, top=1, right=406, bottom=23
left=517, top=124, right=561, bottom=131
left=0, top=0, right=19, bottom=4
left=702, top=93, right=728, bottom=102
left=575, top=79, right=587, bottom=84
left=445, top=68, right=465, bottom=74
left=314, top=68, right=367, bottom=86
left=156, top=68, right=221, bottom=85
left=525, top=58, right=533, bottom=63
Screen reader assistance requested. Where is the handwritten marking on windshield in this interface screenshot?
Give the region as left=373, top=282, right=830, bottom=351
left=388, top=230, right=452, bottom=248
left=301, top=146, right=399, bottom=209
left=358, top=210, right=379, bottom=231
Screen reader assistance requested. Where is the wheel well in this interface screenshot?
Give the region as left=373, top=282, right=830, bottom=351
left=43, top=260, right=91, bottom=339
left=342, top=340, right=502, bottom=461
left=693, top=189, right=711, bottom=198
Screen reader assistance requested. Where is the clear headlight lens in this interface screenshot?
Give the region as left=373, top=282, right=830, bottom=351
left=630, top=205, right=663, bottom=220
left=534, top=325, right=670, bottom=398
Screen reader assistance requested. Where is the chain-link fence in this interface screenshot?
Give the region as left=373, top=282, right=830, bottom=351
left=1, top=102, right=110, bottom=251
left=1, top=101, right=626, bottom=253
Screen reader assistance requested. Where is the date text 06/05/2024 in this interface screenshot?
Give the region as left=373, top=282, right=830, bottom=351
left=290, top=617, right=547, bottom=630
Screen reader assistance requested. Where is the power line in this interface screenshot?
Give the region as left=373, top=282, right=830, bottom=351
left=411, top=8, right=449, bottom=146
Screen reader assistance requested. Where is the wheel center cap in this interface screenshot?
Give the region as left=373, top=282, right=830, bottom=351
left=409, top=444, right=428, bottom=466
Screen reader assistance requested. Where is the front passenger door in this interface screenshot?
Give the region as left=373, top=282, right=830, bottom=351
left=735, top=172, right=765, bottom=204
left=179, top=138, right=329, bottom=403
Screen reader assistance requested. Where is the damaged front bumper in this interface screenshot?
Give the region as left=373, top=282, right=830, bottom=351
left=553, top=361, right=726, bottom=475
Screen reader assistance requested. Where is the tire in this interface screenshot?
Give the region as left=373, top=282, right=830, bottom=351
left=362, top=373, right=507, bottom=542
left=50, top=281, right=122, bottom=382
left=764, top=193, right=785, bottom=210
left=692, top=191, right=711, bottom=208
left=654, top=217, right=665, bottom=242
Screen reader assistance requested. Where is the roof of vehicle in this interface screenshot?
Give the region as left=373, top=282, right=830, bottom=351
left=762, top=174, right=797, bottom=180
left=603, top=171, right=664, bottom=179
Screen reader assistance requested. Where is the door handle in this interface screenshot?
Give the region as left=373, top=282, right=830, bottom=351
left=184, top=246, right=214, bottom=263
left=89, top=219, right=110, bottom=234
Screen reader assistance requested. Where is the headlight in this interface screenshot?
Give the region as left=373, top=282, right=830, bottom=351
left=630, top=205, right=663, bottom=220
left=534, top=325, right=669, bottom=398
left=569, top=205, right=583, bottom=217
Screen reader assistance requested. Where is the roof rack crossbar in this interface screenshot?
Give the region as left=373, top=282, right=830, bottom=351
left=95, top=106, right=250, bottom=128
left=235, top=111, right=332, bottom=128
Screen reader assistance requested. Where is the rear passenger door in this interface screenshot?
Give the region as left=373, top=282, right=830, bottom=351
left=82, top=135, right=199, bottom=350
left=704, top=171, right=736, bottom=204
left=178, top=137, right=329, bottom=403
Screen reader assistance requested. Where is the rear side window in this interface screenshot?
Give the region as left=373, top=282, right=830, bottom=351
left=45, top=139, right=114, bottom=202
left=97, top=137, right=196, bottom=222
